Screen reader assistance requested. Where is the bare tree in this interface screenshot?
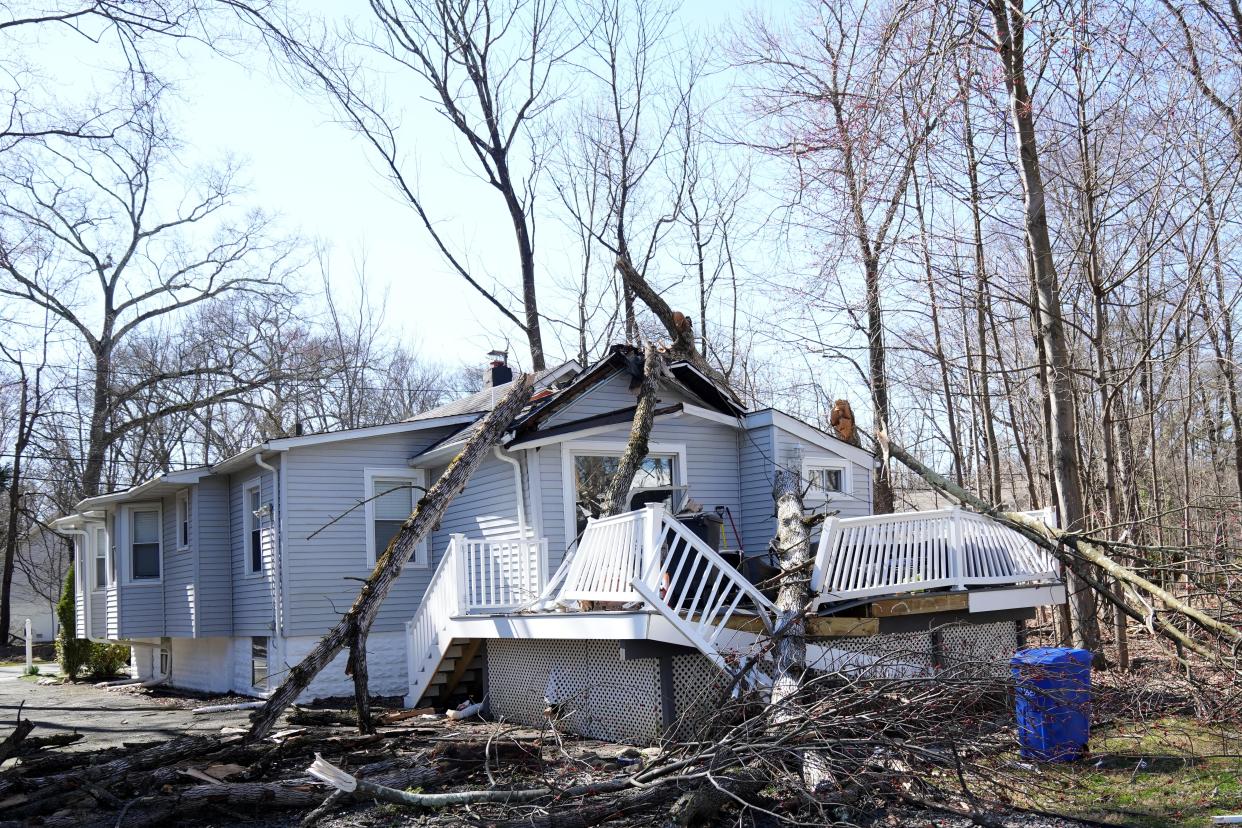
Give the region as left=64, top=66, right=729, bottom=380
left=229, top=0, right=572, bottom=371
left=0, top=94, right=297, bottom=497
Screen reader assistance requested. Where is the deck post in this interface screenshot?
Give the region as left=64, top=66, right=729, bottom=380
left=449, top=534, right=467, bottom=612
left=640, top=503, right=664, bottom=588
left=948, top=507, right=966, bottom=590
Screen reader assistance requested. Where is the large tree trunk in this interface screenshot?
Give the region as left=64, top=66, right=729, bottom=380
left=770, top=469, right=811, bottom=711
left=988, top=0, right=1099, bottom=654
left=246, top=374, right=535, bottom=740
left=601, top=344, right=666, bottom=517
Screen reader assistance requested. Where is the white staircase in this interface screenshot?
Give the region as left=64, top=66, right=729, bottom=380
left=563, top=505, right=778, bottom=676
left=404, top=534, right=548, bottom=707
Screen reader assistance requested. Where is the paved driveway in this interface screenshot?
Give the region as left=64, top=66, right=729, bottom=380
left=0, top=675, right=256, bottom=752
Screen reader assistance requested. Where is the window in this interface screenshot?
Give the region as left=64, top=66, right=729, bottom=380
left=130, top=508, right=161, bottom=580
left=802, top=457, right=851, bottom=500
left=159, top=647, right=170, bottom=677
left=93, top=527, right=107, bottom=590
left=570, top=449, right=682, bottom=538
left=364, top=469, right=427, bottom=567
left=251, top=637, right=268, bottom=688
left=245, top=483, right=263, bottom=574
left=176, top=491, right=190, bottom=550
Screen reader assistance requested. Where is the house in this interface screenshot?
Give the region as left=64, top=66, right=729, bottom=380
left=51, top=346, right=1064, bottom=742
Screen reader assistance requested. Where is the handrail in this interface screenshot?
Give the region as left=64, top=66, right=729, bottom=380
left=458, top=536, right=547, bottom=611
left=404, top=536, right=464, bottom=706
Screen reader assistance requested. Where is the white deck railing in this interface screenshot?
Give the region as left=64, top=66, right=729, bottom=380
left=457, top=535, right=547, bottom=611
left=558, top=511, right=649, bottom=602
left=404, top=538, right=464, bottom=706
left=811, top=506, right=1058, bottom=606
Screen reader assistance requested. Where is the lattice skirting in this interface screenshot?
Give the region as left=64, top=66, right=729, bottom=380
left=486, top=640, right=666, bottom=743
left=485, top=622, right=1018, bottom=744
left=815, top=620, right=1019, bottom=679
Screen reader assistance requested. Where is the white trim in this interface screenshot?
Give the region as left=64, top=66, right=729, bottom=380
left=679, top=402, right=744, bottom=428
left=801, top=455, right=855, bottom=503
left=968, top=584, right=1067, bottom=613
left=120, top=501, right=163, bottom=585
left=745, top=409, right=875, bottom=467
left=266, top=414, right=480, bottom=450
left=243, top=479, right=264, bottom=577
left=364, top=467, right=429, bottom=569
left=560, top=440, right=688, bottom=548
left=527, top=448, right=545, bottom=543
left=175, top=490, right=191, bottom=552
left=408, top=438, right=471, bottom=468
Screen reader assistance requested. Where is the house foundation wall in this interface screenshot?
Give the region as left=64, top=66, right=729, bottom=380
left=279, top=630, right=409, bottom=702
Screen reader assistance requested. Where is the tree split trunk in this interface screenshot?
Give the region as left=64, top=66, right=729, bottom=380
left=601, top=343, right=666, bottom=517
left=770, top=468, right=812, bottom=712
left=246, top=374, right=535, bottom=740
left=614, top=254, right=736, bottom=401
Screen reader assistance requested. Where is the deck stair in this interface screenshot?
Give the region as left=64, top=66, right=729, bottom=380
left=563, top=505, right=778, bottom=677
left=414, top=638, right=484, bottom=707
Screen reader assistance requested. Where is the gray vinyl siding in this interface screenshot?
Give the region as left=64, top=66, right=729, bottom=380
left=535, top=416, right=743, bottom=562
left=431, top=454, right=528, bottom=553
left=281, top=427, right=459, bottom=637
left=534, top=444, right=568, bottom=570
left=163, top=492, right=195, bottom=637
left=739, top=424, right=777, bottom=557
left=772, top=426, right=872, bottom=519
left=195, top=477, right=233, bottom=637
left=543, top=369, right=710, bottom=426
left=74, top=544, right=86, bottom=635
left=231, top=469, right=276, bottom=637
left=119, top=583, right=162, bottom=638
left=88, top=585, right=105, bottom=639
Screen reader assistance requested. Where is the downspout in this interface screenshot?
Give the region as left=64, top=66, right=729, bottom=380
left=494, top=446, right=528, bottom=540
left=255, top=454, right=283, bottom=648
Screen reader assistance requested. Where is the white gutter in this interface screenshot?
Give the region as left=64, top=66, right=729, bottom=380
left=493, top=445, right=529, bottom=540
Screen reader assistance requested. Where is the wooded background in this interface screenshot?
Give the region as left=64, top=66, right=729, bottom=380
left=1, top=0, right=1238, bottom=653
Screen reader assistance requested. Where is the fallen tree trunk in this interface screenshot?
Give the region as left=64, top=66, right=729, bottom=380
left=247, top=374, right=535, bottom=740
left=876, top=432, right=1242, bottom=659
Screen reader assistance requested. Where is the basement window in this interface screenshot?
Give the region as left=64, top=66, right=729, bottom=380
left=251, top=637, right=268, bottom=689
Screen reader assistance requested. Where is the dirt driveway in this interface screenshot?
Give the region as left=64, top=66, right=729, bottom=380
left=0, top=676, right=258, bottom=753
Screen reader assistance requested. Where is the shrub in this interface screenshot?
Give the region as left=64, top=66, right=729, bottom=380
left=23, top=664, right=39, bottom=676
left=87, top=643, right=132, bottom=678
left=55, top=564, right=92, bottom=679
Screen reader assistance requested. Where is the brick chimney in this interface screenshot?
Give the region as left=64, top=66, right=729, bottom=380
left=486, top=349, right=513, bottom=388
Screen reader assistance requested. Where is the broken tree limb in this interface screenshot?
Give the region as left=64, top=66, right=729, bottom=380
left=876, top=431, right=1242, bottom=657
left=0, top=713, right=34, bottom=764
left=602, top=343, right=667, bottom=517
left=246, top=373, right=535, bottom=741
left=614, top=254, right=737, bottom=400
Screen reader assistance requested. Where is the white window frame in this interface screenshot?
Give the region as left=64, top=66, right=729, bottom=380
left=364, top=468, right=428, bottom=568
left=176, top=490, right=191, bottom=551
left=120, top=502, right=163, bottom=584
left=91, top=525, right=108, bottom=591
left=561, top=440, right=688, bottom=542
left=801, top=455, right=854, bottom=502
left=244, top=480, right=265, bottom=577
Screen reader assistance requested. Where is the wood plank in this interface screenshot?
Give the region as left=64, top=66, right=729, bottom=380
left=869, top=593, right=968, bottom=617
left=715, top=613, right=877, bottom=637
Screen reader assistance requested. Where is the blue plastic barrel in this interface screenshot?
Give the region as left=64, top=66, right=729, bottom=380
left=1010, top=647, right=1091, bottom=762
